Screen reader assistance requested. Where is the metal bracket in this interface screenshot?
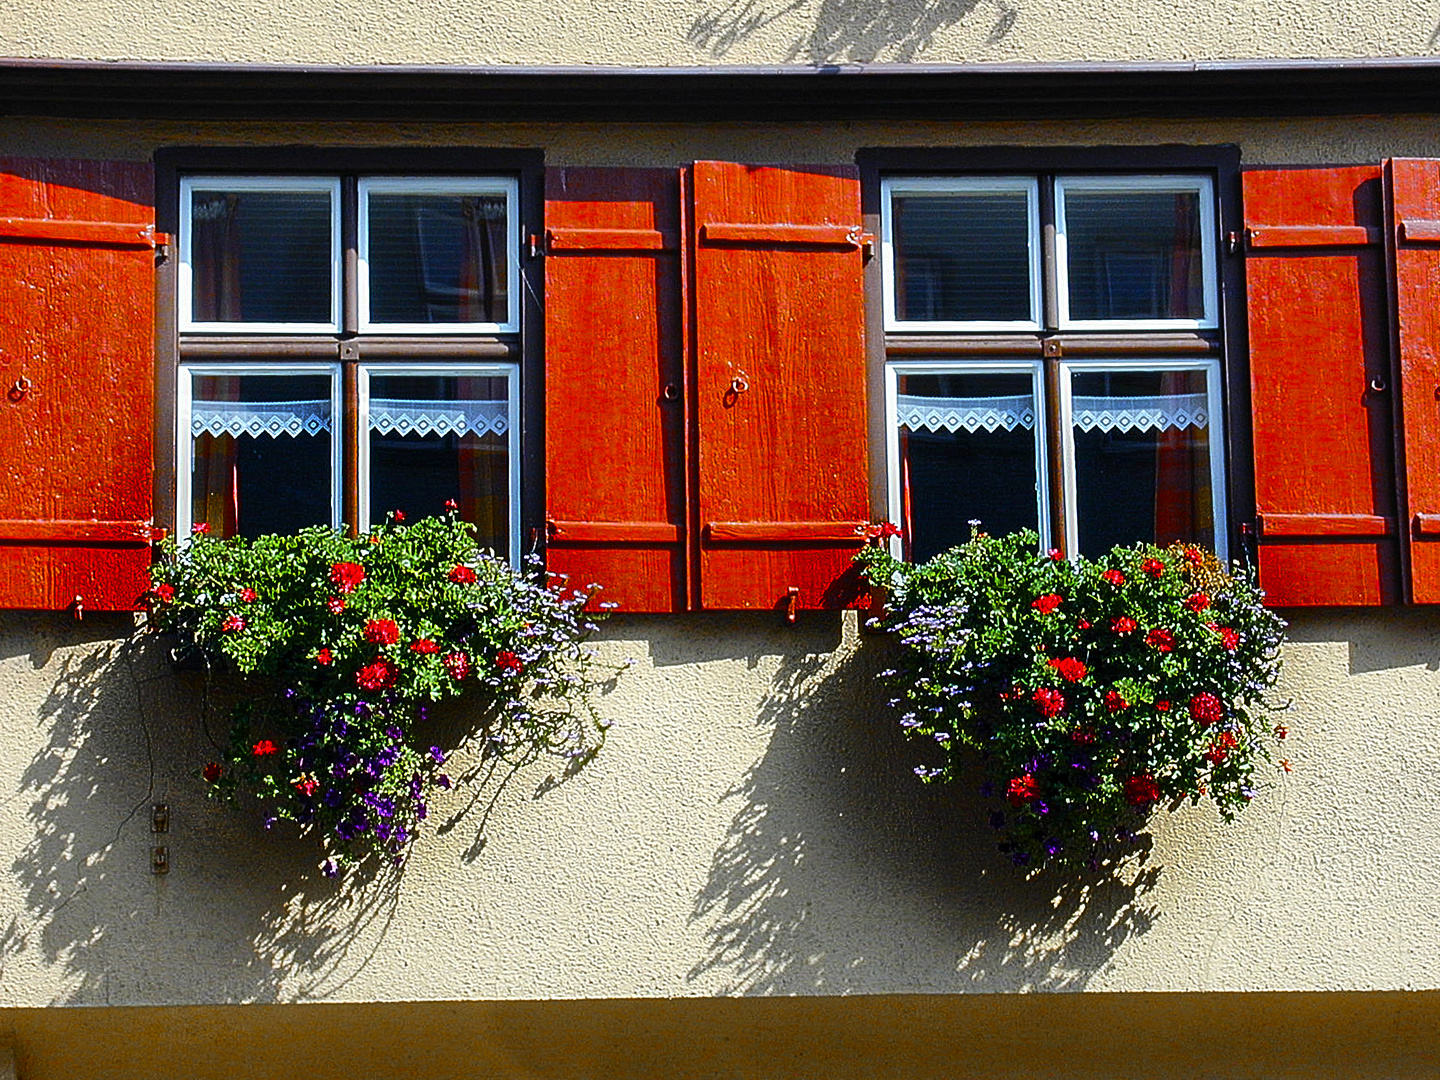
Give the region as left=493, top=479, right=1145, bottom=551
left=71, top=595, right=83, bottom=622
left=151, top=804, right=169, bottom=834
left=785, top=586, right=800, bottom=624
left=1043, top=338, right=1063, bottom=358
left=151, top=846, right=169, bottom=875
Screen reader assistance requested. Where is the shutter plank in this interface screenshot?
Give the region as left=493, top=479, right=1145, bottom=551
left=1243, top=165, right=1400, bottom=606
left=543, top=167, right=687, bottom=612
left=0, top=158, right=157, bottom=611
left=1386, top=158, right=1440, bottom=602
left=692, top=161, right=869, bottom=611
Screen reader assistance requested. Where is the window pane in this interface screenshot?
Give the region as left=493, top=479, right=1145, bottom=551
left=896, top=371, right=1041, bottom=561
left=1071, top=369, right=1215, bottom=558
left=368, top=374, right=511, bottom=556
left=188, top=188, right=333, bottom=324
left=366, top=192, right=510, bottom=325
left=891, top=190, right=1033, bottom=323
left=1063, top=186, right=1206, bottom=322
left=190, top=373, right=334, bottom=538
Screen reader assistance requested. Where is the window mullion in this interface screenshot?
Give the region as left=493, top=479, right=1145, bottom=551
left=342, top=360, right=361, bottom=535
left=342, top=175, right=360, bottom=337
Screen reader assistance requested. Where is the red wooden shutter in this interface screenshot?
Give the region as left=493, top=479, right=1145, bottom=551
left=1385, top=158, right=1440, bottom=603
left=691, top=161, right=869, bottom=612
left=0, top=158, right=161, bottom=611
left=543, top=167, right=687, bottom=611
left=1243, top=165, right=1400, bottom=605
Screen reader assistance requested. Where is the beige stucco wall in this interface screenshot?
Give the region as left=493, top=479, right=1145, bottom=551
left=0, top=605, right=1438, bottom=1009
left=2, top=0, right=1440, bottom=66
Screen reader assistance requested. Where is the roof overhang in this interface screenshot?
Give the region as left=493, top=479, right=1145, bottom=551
left=3, top=55, right=1440, bottom=122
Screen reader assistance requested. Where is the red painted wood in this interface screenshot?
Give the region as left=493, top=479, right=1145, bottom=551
left=1256, top=513, right=1394, bottom=538
left=1398, top=218, right=1440, bottom=244
left=546, top=520, right=680, bottom=544
left=0, top=519, right=162, bottom=543
left=1414, top=514, right=1440, bottom=537
left=0, top=157, right=157, bottom=611
left=703, top=520, right=868, bottom=543
left=544, top=167, right=686, bottom=612
left=545, top=227, right=673, bottom=252
left=692, top=161, right=869, bottom=611
left=1245, top=224, right=1378, bottom=248
left=0, top=217, right=163, bottom=248
left=699, top=222, right=861, bottom=247
left=1387, top=158, right=1440, bottom=600
left=1244, top=165, right=1399, bottom=606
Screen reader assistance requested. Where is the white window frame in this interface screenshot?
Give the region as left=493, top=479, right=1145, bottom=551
left=1058, top=357, right=1228, bottom=561
left=358, top=363, right=522, bottom=561
left=1054, top=174, right=1219, bottom=331
left=885, top=360, right=1051, bottom=557
left=178, top=176, right=343, bottom=334
left=881, top=176, right=1043, bottom=333
left=176, top=362, right=344, bottom=539
left=358, top=177, right=521, bottom=335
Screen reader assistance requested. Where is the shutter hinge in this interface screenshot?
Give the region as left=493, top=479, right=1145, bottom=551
left=1226, top=231, right=1243, bottom=256
left=528, top=233, right=545, bottom=260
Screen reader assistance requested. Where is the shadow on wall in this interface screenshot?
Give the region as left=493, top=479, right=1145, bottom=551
left=0, top=619, right=468, bottom=1005
left=688, top=621, right=1159, bottom=994
left=688, top=0, right=1018, bottom=63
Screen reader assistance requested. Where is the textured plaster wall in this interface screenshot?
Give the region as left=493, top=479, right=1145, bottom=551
left=4, top=0, right=1440, bottom=66
left=0, top=606, right=1438, bottom=1008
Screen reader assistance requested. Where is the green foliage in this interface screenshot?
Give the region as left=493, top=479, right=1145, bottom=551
left=857, top=529, right=1288, bottom=869
left=148, top=512, right=609, bottom=871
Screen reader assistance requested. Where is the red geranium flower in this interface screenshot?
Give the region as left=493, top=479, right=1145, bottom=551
left=444, top=498, right=459, bottom=512
left=1048, top=548, right=1064, bottom=562
left=294, top=777, right=319, bottom=797
left=222, top=614, right=246, bottom=633
left=1071, top=726, right=1096, bottom=744
left=1111, top=616, right=1138, bottom=635
left=314, top=647, right=333, bottom=666
left=253, top=739, right=279, bottom=756
left=496, top=650, right=524, bottom=674
left=1184, top=592, right=1210, bottom=613
left=1032, top=687, right=1066, bottom=717
left=410, top=638, right=440, bottom=655
left=448, top=564, right=478, bottom=585
left=1275, top=724, right=1288, bottom=740
left=1204, top=746, right=1228, bottom=765
left=1006, top=774, right=1040, bottom=806
left=151, top=582, right=175, bottom=603
left=326, top=596, right=346, bottom=614
left=356, top=657, right=398, bottom=691
left=1141, top=557, right=1165, bottom=577
left=238, top=587, right=257, bottom=603
left=329, top=561, right=365, bottom=594
left=1102, top=568, right=1126, bottom=586
left=364, top=618, right=400, bottom=645
left=1104, top=689, right=1129, bottom=712
left=1049, top=656, right=1087, bottom=682
left=191, top=522, right=211, bottom=536
left=392, top=510, right=406, bottom=523
left=1182, top=547, right=1205, bottom=566
left=1124, top=774, right=1161, bottom=809
left=1077, top=618, right=1092, bottom=630
left=1155, top=699, right=1171, bottom=712
left=1215, top=626, right=1240, bottom=650
left=1190, top=692, right=1224, bottom=727
left=1145, top=627, right=1175, bottom=652
left=202, top=762, right=223, bottom=783
left=1031, top=593, right=1063, bottom=615
left=443, top=651, right=470, bottom=681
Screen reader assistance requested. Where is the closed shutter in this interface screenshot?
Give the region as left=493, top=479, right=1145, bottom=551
left=1385, top=158, right=1440, bottom=603
left=0, top=158, right=161, bottom=612
left=691, top=161, right=870, bottom=613
left=543, top=167, right=687, bottom=612
left=1242, top=165, right=1400, bottom=606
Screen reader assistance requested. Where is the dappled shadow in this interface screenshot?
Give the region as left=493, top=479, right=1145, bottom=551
left=0, top=620, right=434, bottom=1004
left=688, top=623, right=1158, bottom=994
left=688, top=0, right=1018, bottom=63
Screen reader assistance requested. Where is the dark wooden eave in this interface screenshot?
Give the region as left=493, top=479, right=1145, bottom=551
left=4, top=55, right=1440, bottom=122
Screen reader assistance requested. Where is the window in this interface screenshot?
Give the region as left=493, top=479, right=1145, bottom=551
left=879, top=168, right=1227, bottom=562
left=173, top=170, right=525, bottom=559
